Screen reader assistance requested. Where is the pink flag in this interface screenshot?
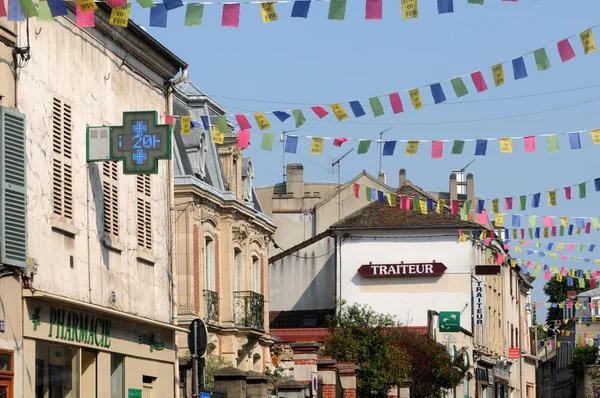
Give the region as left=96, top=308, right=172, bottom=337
left=237, top=129, right=250, bottom=149
left=544, top=271, right=551, bottom=280
left=551, top=226, right=557, bottom=236
left=543, top=216, right=553, bottom=227
left=451, top=200, right=459, bottom=214
left=504, top=244, right=510, bottom=250
left=431, top=141, right=443, bottom=159
left=561, top=267, right=567, bottom=276
left=0, top=0, right=7, bottom=17
left=484, top=237, right=491, bottom=246
left=401, top=196, right=409, bottom=210
left=490, top=229, right=495, bottom=239
left=478, top=211, right=488, bottom=224
left=520, top=229, right=525, bottom=239
left=165, top=115, right=174, bottom=127
left=108, top=0, right=127, bottom=7
left=310, top=106, right=329, bottom=119
left=561, top=255, right=569, bottom=260
left=471, top=71, right=488, bottom=92
left=565, top=186, right=572, bottom=200
left=567, top=244, right=575, bottom=251
left=235, top=114, right=252, bottom=130
left=496, top=253, right=504, bottom=265
left=524, top=241, right=531, bottom=246
left=333, top=137, right=349, bottom=147
left=524, top=136, right=536, bottom=152
left=222, top=3, right=240, bottom=27
left=586, top=222, right=592, bottom=234
left=567, top=301, right=573, bottom=309
left=557, top=39, right=576, bottom=63
left=365, top=0, right=382, bottom=20
left=504, top=197, right=513, bottom=210
left=592, top=279, right=597, bottom=288
left=77, top=6, right=95, bottom=27
left=389, top=93, right=404, bottom=114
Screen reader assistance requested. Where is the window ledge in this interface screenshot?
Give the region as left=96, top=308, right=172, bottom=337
left=51, top=218, right=78, bottom=237
left=102, top=236, right=123, bottom=253
left=137, top=250, right=155, bottom=265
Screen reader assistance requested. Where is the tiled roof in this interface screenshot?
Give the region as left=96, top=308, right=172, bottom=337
left=330, top=183, right=480, bottom=230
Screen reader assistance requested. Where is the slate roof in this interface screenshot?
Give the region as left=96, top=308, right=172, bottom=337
left=330, top=182, right=480, bottom=230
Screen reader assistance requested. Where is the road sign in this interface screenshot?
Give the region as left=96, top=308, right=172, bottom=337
left=188, top=318, right=208, bottom=358
left=508, top=348, right=520, bottom=359
left=311, top=371, right=318, bottom=397
left=438, top=312, right=460, bottom=332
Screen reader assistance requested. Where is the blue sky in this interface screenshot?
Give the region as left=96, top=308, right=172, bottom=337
left=131, top=0, right=600, bottom=327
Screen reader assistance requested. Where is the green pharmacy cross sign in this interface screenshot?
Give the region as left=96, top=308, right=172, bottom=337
left=87, top=111, right=171, bottom=175
left=438, top=311, right=460, bottom=332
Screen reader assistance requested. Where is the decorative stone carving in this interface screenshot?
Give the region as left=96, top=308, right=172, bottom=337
left=242, top=158, right=254, bottom=203
left=232, top=223, right=250, bottom=242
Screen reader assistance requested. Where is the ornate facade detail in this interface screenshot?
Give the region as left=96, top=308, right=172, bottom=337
left=232, top=223, right=250, bottom=243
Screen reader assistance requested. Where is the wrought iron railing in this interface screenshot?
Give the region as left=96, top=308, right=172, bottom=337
left=203, top=290, right=219, bottom=323
left=233, top=291, right=264, bottom=330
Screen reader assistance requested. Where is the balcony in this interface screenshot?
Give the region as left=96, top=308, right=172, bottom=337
left=233, top=291, right=264, bottom=331
left=203, top=290, right=219, bottom=323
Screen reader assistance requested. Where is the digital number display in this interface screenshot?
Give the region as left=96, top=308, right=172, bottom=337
left=109, top=111, right=171, bottom=175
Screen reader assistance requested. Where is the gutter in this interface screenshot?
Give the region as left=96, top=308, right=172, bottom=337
left=329, top=225, right=481, bottom=231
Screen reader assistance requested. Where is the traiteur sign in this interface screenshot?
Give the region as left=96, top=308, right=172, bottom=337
left=357, top=261, right=447, bottom=278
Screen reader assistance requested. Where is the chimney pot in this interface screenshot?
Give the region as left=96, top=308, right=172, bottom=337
left=449, top=173, right=458, bottom=202
left=399, top=168, right=407, bottom=187
left=286, top=163, right=304, bottom=198
left=466, top=173, right=474, bottom=202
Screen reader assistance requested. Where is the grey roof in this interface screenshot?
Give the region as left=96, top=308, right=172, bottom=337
left=577, top=288, right=600, bottom=298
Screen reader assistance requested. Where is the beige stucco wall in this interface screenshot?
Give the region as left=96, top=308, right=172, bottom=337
left=17, top=17, right=171, bottom=322
left=0, top=1, right=16, bottom=110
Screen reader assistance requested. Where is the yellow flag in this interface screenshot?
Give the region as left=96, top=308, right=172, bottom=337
left=260, top=2, right=278, bottom=23
left=181, top=116, right=191, bottom=136
left=480, top=230, right=487, bottom=240
left=109, top=3, right=131, bottom=27
left=559, top=217, right=568, bottom=227
left=515, top=246, right=522, bottom=253
left=510, top=259, right=516, bottom=268
left=408, top=89, right=422, bottom=110
left=550, top=253, right=557, bottom=258
left=557, top=274, right=563, bottom=282
left=581, top=29, right=596, bottom=55
left=495, top=213, right=504, bottom=227
left=310, top=137, right=325, bottom=155
left=330, top=104, right=349, bottom=121
left=211, top=126, right=224, bottom=144
left=492, top=64, right=505, bottom=87
left=556, top=243, right=564, bottom=251
left=596, top=259, right=600, bottom=265
left=550, top=266, right=557, bottom=273
left=459, top=233, right=467, bottom=243
left=390, top=194, right=397, bottom=207
left=548, top=190, right=557, bottom=206
left=405, top=141, right=420, bottom=155
left=254, top=113, right=271, bottom=130
left=576, top=228, right=581, bottom=235
left=491, top=199, right=499, bottom=214
left=500, top=138, right=513, bottom=153
left=437, top=199, right=445, bottom=213
left=591, top=129, right=600, bottom=144
left=557, top=342, right=561, bottom=348
left=544, top=227, right=549, bottom=238
left=76, top=0, right=97, bottom=11
left=419, top=199, right=427, bottom=214
left=401, top=0, right=418, bottom=19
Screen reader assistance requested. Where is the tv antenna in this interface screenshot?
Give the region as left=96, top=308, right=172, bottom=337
left=377, top=127, right=393, bottom=175
left=332, top=148, right=354, bottom=221
left=280, top=129, right=298, bottom=182
left=452, top=159, right=476, bottom=196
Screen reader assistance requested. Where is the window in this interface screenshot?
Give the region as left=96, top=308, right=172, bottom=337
left=234, top=249, right=242, bottom=291
left=111, top=354, right=124, bottom=398
left=252, top=256, right=260, bottom=293
left=142, top=375, right=156, bottom=398
left=511, top=324, right=514, bottom=347
left=136, top=174, right=152, bottom=250
left=205, top=238, right=215, bottom=291
left=52, top=97, right=73, bottom=221
left=35, top=341, right=79, bottom=398
left=515, top=328, right=519, bottom=348
left=102, top=162, right=120, bottom=238
left=509, top=270, right=513, bottom=296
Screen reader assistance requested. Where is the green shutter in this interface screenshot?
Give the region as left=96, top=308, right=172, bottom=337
left=0, top=107, right=28, bottom=267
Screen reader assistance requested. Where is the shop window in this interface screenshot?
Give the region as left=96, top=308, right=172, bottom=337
left=35, top=341, right=79, bottom=398
left=111, top=354, right=124, bottom=398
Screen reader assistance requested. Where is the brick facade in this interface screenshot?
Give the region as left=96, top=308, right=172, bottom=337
left=323, top=385, right=336, bottom=398
left=193, top=225, right=200, bottom=314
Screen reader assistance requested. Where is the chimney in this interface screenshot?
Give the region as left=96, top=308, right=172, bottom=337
left=399, top=168, right=406, bottom=187
left=466, top=173, right=474, bottom=202
left=378, top=171, right=386, bottom=184
left=449, top=173, right=457, bottom=201
left=286, top=164, right=304, bottom=198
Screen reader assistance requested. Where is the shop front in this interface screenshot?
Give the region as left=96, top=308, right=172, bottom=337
left=474, top=364, right=494, bottom=398
left=493, top=362, right=511, bottom=398
left=22, top=293, right=186, bottom=398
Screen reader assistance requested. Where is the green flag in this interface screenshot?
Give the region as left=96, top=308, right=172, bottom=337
left=519, top=195, right=527, bottom=211
left=184, top=4, right=204, bottom=27
left=37, top=0, right=54, bottom=21
left=546, top=135, right=559, bottom=153
left=217, top=115, right=228, bottom=135
left=534, top=48, right=551, bottom=71
left=451, top=140, right=465, bottom=154
left=451, top=77, right=469, bottom=98
left=137, top=0, right=156, bottom=8
left=366, top=187, right=372, bottom=201
left=328, top=0, right=346, bottom=20
left=579, top=182, right=587, bottom=198
left=528, top=216, right=537, bottom=228
left=18, top=0, right=38, bottom=18
left=578, top=244, right=584, bottom=251
left=357, top=140, right=372, bottom=154
left=468, top=0, right=484, bottom=4
left=559, top=226, right=564, bottom=236
left=592, top=217, right=600, bottom=229
left=260, top=133, right=274, bottom=151
left=292, top=109, right=306, bottom=128
left=369, top=97, right=385, bottom=117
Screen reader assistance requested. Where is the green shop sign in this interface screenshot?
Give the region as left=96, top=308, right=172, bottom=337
left=33, top=307, right=112, bottom=348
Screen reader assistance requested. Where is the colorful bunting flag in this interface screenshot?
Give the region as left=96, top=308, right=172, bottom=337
left=260, top=2, right=278, bottom=23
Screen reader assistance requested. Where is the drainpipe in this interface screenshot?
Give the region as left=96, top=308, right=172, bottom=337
left=518, top=277, right=523, bottom=398
left=168, top=67, right=187, bottom=398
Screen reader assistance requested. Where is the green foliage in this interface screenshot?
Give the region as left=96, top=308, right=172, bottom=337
left=324, top=301, right=412, bottom=396
left=204, top=354, right=234, bottom=389
left=543, top=277, right=590, bottom=329
left=569, top=345, right=599, bottom=375
left=264, top=365, right=285, bottom=378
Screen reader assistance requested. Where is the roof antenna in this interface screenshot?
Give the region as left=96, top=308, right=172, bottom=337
left=332, top=148, right=354, bottom=222
left=452, top=159, right=475, bottom=196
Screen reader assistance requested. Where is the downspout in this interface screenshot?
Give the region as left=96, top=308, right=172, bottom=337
left=168, top=67, right=187, bottom=398
left=518, top=277, right=523, bottom=398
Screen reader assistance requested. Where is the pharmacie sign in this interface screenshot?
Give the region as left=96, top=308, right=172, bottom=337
left=357, top=261, right=447, bottom=278
left=31, top=306, right=112, bottom=348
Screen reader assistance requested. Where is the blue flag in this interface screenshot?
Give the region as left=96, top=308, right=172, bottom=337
left=437, top=0, right=453, bottom=14
left=150, top=3, right=168, bottom=27
left=430, top=83, right=446, bottom=104
left=273, top=111, right=291, bottom=122
left=512, top=57, right=528, bottom=80
left=475, top=139, right=488, bottom=156
left=349, top=101, right=366, bottom=118
left=285, top=136, right=298, bottom=154
left=291, top=0, right=311, bottom=18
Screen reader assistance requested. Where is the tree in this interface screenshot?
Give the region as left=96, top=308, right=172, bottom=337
left=204, top=354, right=233, bottom=389
left=543, top=277, right=590, bottom=329
left=390, top=330, right=469, bottom=398
left=324, top=301, right=412, bottom=396
left=569, top=344, right=599, bottom=375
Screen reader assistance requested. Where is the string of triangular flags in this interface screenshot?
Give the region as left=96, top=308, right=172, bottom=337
left=2, top=0, right=538, bottom=28
left=529, top=296, right=596, bottom=309
left=538, top=339, right=599, bottom=349
left=509, top=244, right=600, bottom=263
left=507, top=240, right=600, bottom=254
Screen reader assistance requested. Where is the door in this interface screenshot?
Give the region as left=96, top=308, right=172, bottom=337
left=0, top=379, right=12, bottom=398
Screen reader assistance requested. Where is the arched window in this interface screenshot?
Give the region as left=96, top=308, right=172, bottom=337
left=205, top=237, right=215, bottom=291
left=252, top=256, right=260, bottom=293
left=234, top=249, right=243, bottom=292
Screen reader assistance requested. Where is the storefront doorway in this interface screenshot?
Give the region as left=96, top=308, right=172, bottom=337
left=0, top=350, right=14, bottom=398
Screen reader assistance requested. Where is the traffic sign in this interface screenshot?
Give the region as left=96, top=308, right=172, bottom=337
left=311, top=371, right=318, bottom=396
left=188, top=318, right=209, bottom=358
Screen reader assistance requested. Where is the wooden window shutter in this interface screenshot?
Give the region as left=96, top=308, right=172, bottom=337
left=136, top=174, right=152, bottom=250
left=0, top=107, right=28, bottom=267
left=102, top=162, right=119, bottom=238
left=51, top=98, right=73, bottom=221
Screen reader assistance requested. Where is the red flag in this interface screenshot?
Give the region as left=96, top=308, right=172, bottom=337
left=333, top=137, right=349, bottom=147
left=389, top=93, right=404, bottom=114
left=222, top=3, right=240, bottom=27
left=353, top=183, right=360, bottom=198
left=235, top=114, right=252, bottom=130
left=471, top=71, right=488, bottom=92
left=557, top=39, right=576, bottom=63
left=310, top=106, right=329, bottom=119
left=237, top=130, right=250, bottom=149
left=586, top=222, right=592, bottom=234
left=451, top=200, right=458, bottom=215
left=565, top=186, right=572, bottom=200
left=504, top=197, right=513, bottom=210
